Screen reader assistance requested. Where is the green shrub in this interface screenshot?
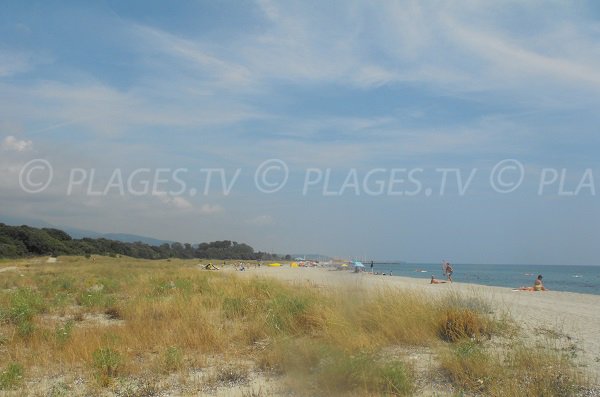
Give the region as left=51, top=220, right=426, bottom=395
left=439, top=341, right=583, bottom=396
left=266, top=294, right=310, bottom=333
left=173, top=278, right=193, bottom=294
left=163, top=346, right=183, bottom=373
left=8, top=288, right=45, bottom=324
left=439, top=308, right=491, bottom=342
left=55, top=320, right=74, bottom=345
left=150, top=278, right=176, bottom=296
left=92, top=347, right=122, bottom=385
left=0, top=362, right=24, bottom=390
left=50, top=276, right=76, bottom=292
left=316, top=350, right=413, bottom=395
left=17, top=319, right=35, bottom=338
left=222, top=297, right=247, bottom=319
left=77, top=290, right=115, bottom=309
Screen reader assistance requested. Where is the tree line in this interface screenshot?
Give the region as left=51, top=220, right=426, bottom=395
left=0, top=223, right=285, bottom=260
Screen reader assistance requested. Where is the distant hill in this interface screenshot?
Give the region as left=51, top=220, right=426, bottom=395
left=101, top=233, right=172, bottom=246
left=0, top=222, right=282, bottom=260
left=0, top=215, right=171, bottom=246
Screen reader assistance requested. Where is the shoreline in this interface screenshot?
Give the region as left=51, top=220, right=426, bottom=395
left=371, top=263, right=600, bottom=296
left=235, top=265, right=600, bottom=378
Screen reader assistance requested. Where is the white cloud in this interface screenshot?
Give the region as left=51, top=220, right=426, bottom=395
left=199, top=204, right=223, bottom=215
left=0, top=51, right=32, bottom=77
left=155, top=193, right=223, bottom=214
left=0, top=79, right=264, bottom=136
left=246, top=0, right=600, bottom=99
left=246, top=215, right=274, bottom=226
left=156, top=193, right=193, bottom=210
left=132, top=24, right=254, bottom=87
left=1, top=135, right=32, bottom=152
left=443, top=17, right=600, bottom=89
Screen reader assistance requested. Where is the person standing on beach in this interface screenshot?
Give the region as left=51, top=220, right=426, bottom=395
left=370, top=261, right=374, bottom=273
left=444, top=261, right=453, bottom=282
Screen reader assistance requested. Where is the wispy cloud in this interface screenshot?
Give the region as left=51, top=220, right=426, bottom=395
left=1, top=135, right=32, bottom=152
left=1, top=1, right=599, bottom=261
left=132, top=24, right=254, bottom=88
left=156, top=193, right=194, bottom=211
left=246, top=214, right=274, bottom=226
left=199, top=204, right=224, bottom=215
left=0, top=50, right=33, bottom=77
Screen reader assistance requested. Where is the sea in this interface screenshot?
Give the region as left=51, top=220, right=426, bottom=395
left=370, top=262, right=600, bottom=296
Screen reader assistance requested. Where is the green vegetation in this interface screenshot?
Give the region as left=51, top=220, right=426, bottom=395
left=0, top=223, right=283, bottom=260
left=0, top=362, right=24, bottom=390
left=92, top=347, right=122, bottom=386
left=439, top=340, right=582, bottom=396
left=0, top=256, right=590, bottom=396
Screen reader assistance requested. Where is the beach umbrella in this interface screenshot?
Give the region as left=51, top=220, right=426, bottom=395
left=352, top=261, right=365, bottom=268
left=340, top=263, right=349, bottom=267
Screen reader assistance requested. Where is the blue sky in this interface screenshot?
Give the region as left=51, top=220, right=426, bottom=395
left=1, top=1, right=599, bottom=264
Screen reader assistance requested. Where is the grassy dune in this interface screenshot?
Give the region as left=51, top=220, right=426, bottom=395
left=0, top=257, right=589, bottom=396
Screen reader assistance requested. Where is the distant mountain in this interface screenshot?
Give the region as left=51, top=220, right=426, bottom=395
left=0, top=215, right=171, bottom=246
left=101, top=233, right=171, bottom=246
left=0, top=214, right=55, bottom=229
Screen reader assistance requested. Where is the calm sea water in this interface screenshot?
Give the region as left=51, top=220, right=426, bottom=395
left=370, top=263, right=600, bottom=295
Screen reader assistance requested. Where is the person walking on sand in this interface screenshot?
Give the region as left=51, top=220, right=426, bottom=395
left=370, top=260, right=374, bottom=273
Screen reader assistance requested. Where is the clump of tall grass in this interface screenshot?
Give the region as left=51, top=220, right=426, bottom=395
left=438, top=307, right=493, bottom=342
left=92, top=347, right=122, bottom=386
left=7, top=288, right=46, bottom=323
left=0, top=288, right=46, bottom=338
left=162, top=346, right=183, bottom=373
left=261, top=338, right=413, bottom=396
left=439, top=340, right=584, bottom=396
left=54, top=320, right=74, bottom=345
left=0, top=362, right=23, bottom=390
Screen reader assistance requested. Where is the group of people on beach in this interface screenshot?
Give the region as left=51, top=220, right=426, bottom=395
left=369, top=261, right=394, bottom=276
left=204, top=261, right=257, bottom=271
left=431, top=260, right=453, bottom=284
left=427, top=260, right=548, bottom=291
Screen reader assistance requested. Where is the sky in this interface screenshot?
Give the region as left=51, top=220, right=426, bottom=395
left=1, top=0, right=600, bottom=264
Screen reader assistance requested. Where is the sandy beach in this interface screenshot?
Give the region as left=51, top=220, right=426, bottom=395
left=236, top=266, right=600, bottom=380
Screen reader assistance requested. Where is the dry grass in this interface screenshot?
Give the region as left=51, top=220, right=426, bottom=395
left=439, top=340, right=584, bottom=396
left=0, top=256, right=590, bottom=395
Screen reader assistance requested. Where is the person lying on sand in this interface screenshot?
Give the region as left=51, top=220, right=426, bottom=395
left=430, top=275, right=447, bottom=284
left=515, top=274, right=548, bottom=291
left=204, top=263, right=219, bottom=270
